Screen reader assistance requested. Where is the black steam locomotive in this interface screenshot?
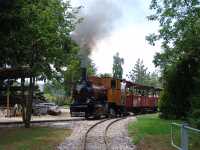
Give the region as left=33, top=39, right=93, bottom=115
left=70, top=68, right=110, bottom=118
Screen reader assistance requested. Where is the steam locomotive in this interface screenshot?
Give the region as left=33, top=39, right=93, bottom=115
left=70, top=68, right=161, bottom=118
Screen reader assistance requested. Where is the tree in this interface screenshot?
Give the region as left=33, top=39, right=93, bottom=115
left=0, top=0, right=79, bottom=79
left=112, top=52, right=124, bottom=79
left=0, top=0, right=79, bottom=127
left=147, top=71, right=161, bottom=88
left=99, top=73, right=112, bottom=78
left=127, top=59, right=149, bottom=85
left=147, top=0, right=200, bottom=68
left=127, top=59, right=161, bottom=87
left=147, top=0, right=200, bottom=120
left=64, top=58, right=96, bottom=96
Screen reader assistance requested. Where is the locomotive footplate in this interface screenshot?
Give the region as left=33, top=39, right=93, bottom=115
left=70, top=104, right=88, bottom=117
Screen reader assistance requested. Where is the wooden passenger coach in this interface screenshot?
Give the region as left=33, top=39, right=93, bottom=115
left=125, top=81, right=160, bottom=113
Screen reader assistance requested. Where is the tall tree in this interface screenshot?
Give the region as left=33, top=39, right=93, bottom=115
left=127, top=59, right=149, bottom=85
left=112, top=52, right=124, bottom=79
left=146, top=0, right=200, bottom=68
left=147, top=71, right=161, bottom=88
left=127, top=59, right=161, bottom=87
left=147, top=0, right=200, bottom=120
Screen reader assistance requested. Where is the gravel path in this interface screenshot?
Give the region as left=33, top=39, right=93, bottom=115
left=106, top=117, right=136, bottom=150
left=86, top=119, right=117, bottom=150
left=57, top=120, right=100, bottom=150
left=57, top=117, right=136, bottom=150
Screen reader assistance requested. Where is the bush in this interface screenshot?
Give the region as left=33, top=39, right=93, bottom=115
left=190, top=109, right=200, bottom=129
left=44, top=94, right=72, bottom=106
left=158, top=56, right=198, bottom=119
left=158, top=90, right=175, bottom=119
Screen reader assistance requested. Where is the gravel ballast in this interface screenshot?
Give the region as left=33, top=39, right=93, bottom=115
left=57, top=116, right=136, bottom=150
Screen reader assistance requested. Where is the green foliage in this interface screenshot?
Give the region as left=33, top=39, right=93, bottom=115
left=0, top=0, right=79, bottom=80
left=127, top=59, right=148, bottom=84
left=159, top=53, right=200, bottom=119
left=190, top=94, right=200, bottom=129
left=147, top=71, right=161, bottom=87
left=99, top=73, right=112, bottom=78
left=44, top=93, right=70, bottom=106
left=127, top=58, right=161, bottom=87
left=64, top=58, right=96, bottom=96
left=158, top=90, right=173, bottom=119
left=44, top=79, right=71, bottom=105
left=190, top=109, right=200, bottom=129
left=147, top=0, right=200, bottom=123
left=112, top=52, right=124, bottom=79
left=44, top=56, right=96, bottom=98
left=44, top=80, right=66, bottom=96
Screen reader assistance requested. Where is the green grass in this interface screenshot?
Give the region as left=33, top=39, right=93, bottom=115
left=0, top=127, right=71, bottom=150
left=128, top=114, right=200, bottom=150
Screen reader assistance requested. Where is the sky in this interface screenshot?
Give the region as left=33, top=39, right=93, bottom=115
left=71, top=0, right=161, bottom=78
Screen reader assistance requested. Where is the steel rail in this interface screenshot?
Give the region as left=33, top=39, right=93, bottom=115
left=83, top=118, right=110, bottom=150
left=104, top=117, right=127, bottom=150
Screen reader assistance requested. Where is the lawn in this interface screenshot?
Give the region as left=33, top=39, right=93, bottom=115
left=128, top=114, right=200, bottom=150
left=0, top=127, right=71, bottom=150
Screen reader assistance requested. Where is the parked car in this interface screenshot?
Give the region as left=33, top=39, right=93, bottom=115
left=32, top=102, right=61, bottom=116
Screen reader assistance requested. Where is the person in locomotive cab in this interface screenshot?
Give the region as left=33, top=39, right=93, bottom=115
left=121, top=79, right=126, bottom=105
left=119, top=79, right=128, bottom=116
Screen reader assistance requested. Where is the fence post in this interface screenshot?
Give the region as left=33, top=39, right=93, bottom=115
left=181, top=123, right=188, bottom=150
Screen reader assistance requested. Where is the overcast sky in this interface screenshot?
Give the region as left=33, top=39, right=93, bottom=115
left=71, top=0, right=161, bottom=78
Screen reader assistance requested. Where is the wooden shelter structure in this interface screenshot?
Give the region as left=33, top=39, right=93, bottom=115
left=0, top=67, right=35, bottom=128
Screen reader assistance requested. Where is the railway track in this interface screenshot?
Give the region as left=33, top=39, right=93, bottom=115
left=83, top=117, right=126, bottom=150
left=104, top=117, right=126, bottom=150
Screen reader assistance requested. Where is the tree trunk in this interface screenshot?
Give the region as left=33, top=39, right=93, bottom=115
left=21, top=78, right=26, bottom=123
left=24, top=77, right=35, bottom=128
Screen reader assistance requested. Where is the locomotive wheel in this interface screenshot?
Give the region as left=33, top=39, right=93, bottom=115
left=109, top=108, right=116, bottom=118
left=85, top=113, right=91, bottom=120
left=94, top=115, right=100, bottom=119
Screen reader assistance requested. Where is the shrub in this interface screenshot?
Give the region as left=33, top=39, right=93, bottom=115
left=44, top=94, right=72, bottom=106
left=190, top=109, right=200, bottom=129
left=158, top=56, right=198, bottom=119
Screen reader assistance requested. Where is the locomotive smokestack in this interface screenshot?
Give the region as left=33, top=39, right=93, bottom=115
left=81, top=67, right=87, bottom=81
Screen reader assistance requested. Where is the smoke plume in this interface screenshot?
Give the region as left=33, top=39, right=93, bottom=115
left=71, top=0, right=121, bottom=67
